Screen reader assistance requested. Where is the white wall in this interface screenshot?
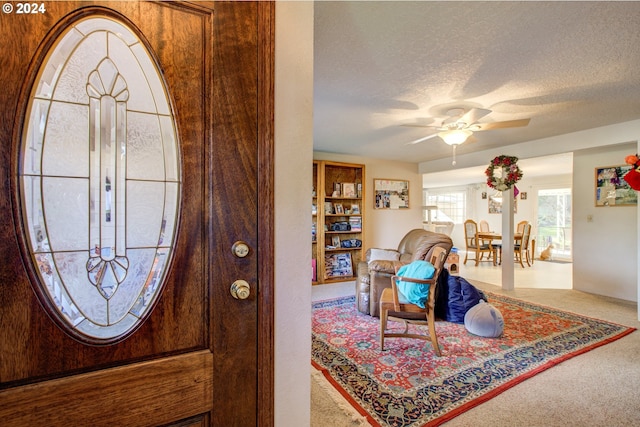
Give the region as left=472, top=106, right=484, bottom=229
left=573, top=143, right=638, bottom=301
left=313, top=152, right=424, bottom=250
left=274, top=2, right=314, bottom=426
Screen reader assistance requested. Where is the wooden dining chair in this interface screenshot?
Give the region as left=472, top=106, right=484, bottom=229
left=379, top=247, right=447, bottom=356
left=514, top=223, right=532, bottom=267
left=463, top=219, right=496, bottom=266
left=479, top=220, right=500, bottom=264
left=516, top=220, right=528, bottom=234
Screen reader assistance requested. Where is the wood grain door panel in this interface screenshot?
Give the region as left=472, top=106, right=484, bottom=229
left=0, top=1, right=274, bottom=425
left=0, top=351, right=213, bottom=426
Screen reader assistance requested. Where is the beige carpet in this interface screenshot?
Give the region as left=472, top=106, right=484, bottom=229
left=311, top=367, right=369, bottom=427
left=311, top=281, right=640, bottom=427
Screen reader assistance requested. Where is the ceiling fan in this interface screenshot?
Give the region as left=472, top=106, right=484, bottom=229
left=404, top=107, right=531, bottom=165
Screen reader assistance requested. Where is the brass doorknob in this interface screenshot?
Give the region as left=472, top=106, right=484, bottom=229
left=230, top=280, right=251, bottom=300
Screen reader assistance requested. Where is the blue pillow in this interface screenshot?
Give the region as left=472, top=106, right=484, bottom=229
left=464, top=301, right=504, bottom=337
left=395, top=260, right=435, bottom=308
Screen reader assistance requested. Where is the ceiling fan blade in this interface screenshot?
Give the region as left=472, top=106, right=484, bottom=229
left=458, top=108, right=491, bottom=125
left=406, top=133, right=439, bottom=145
left=473, top=118, right=531, bottom=131
left=401, top=123, right=439, bottom=129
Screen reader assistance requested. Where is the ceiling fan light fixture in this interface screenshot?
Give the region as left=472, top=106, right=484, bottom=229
left=438, top=129, right=472, bottom=145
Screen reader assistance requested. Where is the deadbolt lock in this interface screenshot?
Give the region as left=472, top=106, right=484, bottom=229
left=232, top=241, right=250, bottom=258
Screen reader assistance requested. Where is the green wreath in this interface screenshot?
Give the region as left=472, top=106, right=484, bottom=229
left=485, top=155, right=523, bottom=191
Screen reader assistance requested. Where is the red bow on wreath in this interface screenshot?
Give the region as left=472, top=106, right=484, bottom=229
left=623, top=154, right=640, bottom=191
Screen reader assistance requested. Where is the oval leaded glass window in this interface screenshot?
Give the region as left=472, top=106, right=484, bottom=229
left=19, top=15, right=181, bottom=344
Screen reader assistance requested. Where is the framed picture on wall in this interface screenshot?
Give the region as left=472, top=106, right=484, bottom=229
left=595, top=165, right=637, bottom=207
left=488, top=194, right=517, bottom=214
left=374, top=179, right=409, bottom=209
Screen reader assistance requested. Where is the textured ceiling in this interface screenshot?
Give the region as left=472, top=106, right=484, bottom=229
left=313, top=1, right=640, bottom=166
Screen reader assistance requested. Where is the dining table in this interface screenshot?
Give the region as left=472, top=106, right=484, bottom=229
left=477, top=231, right=525, bottom=265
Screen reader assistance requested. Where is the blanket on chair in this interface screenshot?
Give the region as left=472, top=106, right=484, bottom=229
left=395, top=260, right=435, bottom=308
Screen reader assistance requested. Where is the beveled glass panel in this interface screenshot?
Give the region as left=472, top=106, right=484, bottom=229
left=160, top=115, right=179, bottom=181
left=19, top=15, right=181, bottom=343
left=108, top=248, right=157, bottom=319
left=107, top=32, right=157, bottom=114
left=127, top=181, right=165, bottom=248
left=75, top=313, right=139, bottom=339
left=130, top=43, right=171, bottom=115
left=54, top=251, right=107, bottom=324
left=160, top=182, right=179, bottom=247
left=75, top=17, right=139, bottom=46
left=22, top=176, right=49, bottom=253
left=130, top=248, right=170, bottom=317
left=23, top=99, right=50, bottom=175
left=42, top=101, right=90, bottom=177
left=126, top=112, right=165, bottom=181
left=35, top=28, right=83, bottom=99
left=52, top=31, right=107, bottom=104
left=43, top=177, right=89, bottom=251
left=35, top=253, right=84, bottom=326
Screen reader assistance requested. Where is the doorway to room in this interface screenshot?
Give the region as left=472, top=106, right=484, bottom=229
left=535, top=187, right=572, bottom=262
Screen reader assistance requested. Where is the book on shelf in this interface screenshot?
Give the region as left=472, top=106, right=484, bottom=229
left=324, top=252, right=353, bottom=278
left=348, top=216, right=362, bottom=231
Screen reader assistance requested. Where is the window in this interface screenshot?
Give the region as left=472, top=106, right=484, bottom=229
left=424, top=190, right=466, bottom=224
left=19, top=16, right=181, bottom=344
left=536, top=188, right=572, bottom=260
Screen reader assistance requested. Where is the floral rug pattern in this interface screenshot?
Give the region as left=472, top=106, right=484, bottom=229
left=311, top=293, right=634, bottom=427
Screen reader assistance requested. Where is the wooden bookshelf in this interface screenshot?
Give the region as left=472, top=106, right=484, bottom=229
left=312, top=160, right=365, bottom=284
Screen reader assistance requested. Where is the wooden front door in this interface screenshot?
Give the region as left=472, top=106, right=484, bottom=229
left=0, top=1, right=274, bottom=426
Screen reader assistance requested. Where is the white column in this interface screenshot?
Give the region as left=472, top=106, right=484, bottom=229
left=502, top=187, right=515, bottom=290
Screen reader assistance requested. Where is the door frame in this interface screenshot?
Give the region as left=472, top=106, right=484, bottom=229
left=256, top=1, right=275, bottom=423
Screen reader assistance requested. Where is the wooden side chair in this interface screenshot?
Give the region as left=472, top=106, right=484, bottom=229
left=516, top=220, right=528, bottom=234
left=479, top=220, right=500, bottom=263
left=516, top=220, right=533, bottom=264
left=463, top=219, right=496, bottom=266
left=379, top=247, right=447, bottom=356
left=514, top=223, right=532, bottom=267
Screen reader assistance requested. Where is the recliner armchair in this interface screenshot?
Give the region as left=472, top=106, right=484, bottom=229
left=355, top=229, right=453, bottom=317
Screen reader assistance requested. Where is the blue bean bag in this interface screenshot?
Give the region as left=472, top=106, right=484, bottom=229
left=435, top=270, right=487, bottom=323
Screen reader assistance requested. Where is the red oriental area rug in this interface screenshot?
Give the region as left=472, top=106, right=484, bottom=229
left=311, top=293, right=635, bottom=427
